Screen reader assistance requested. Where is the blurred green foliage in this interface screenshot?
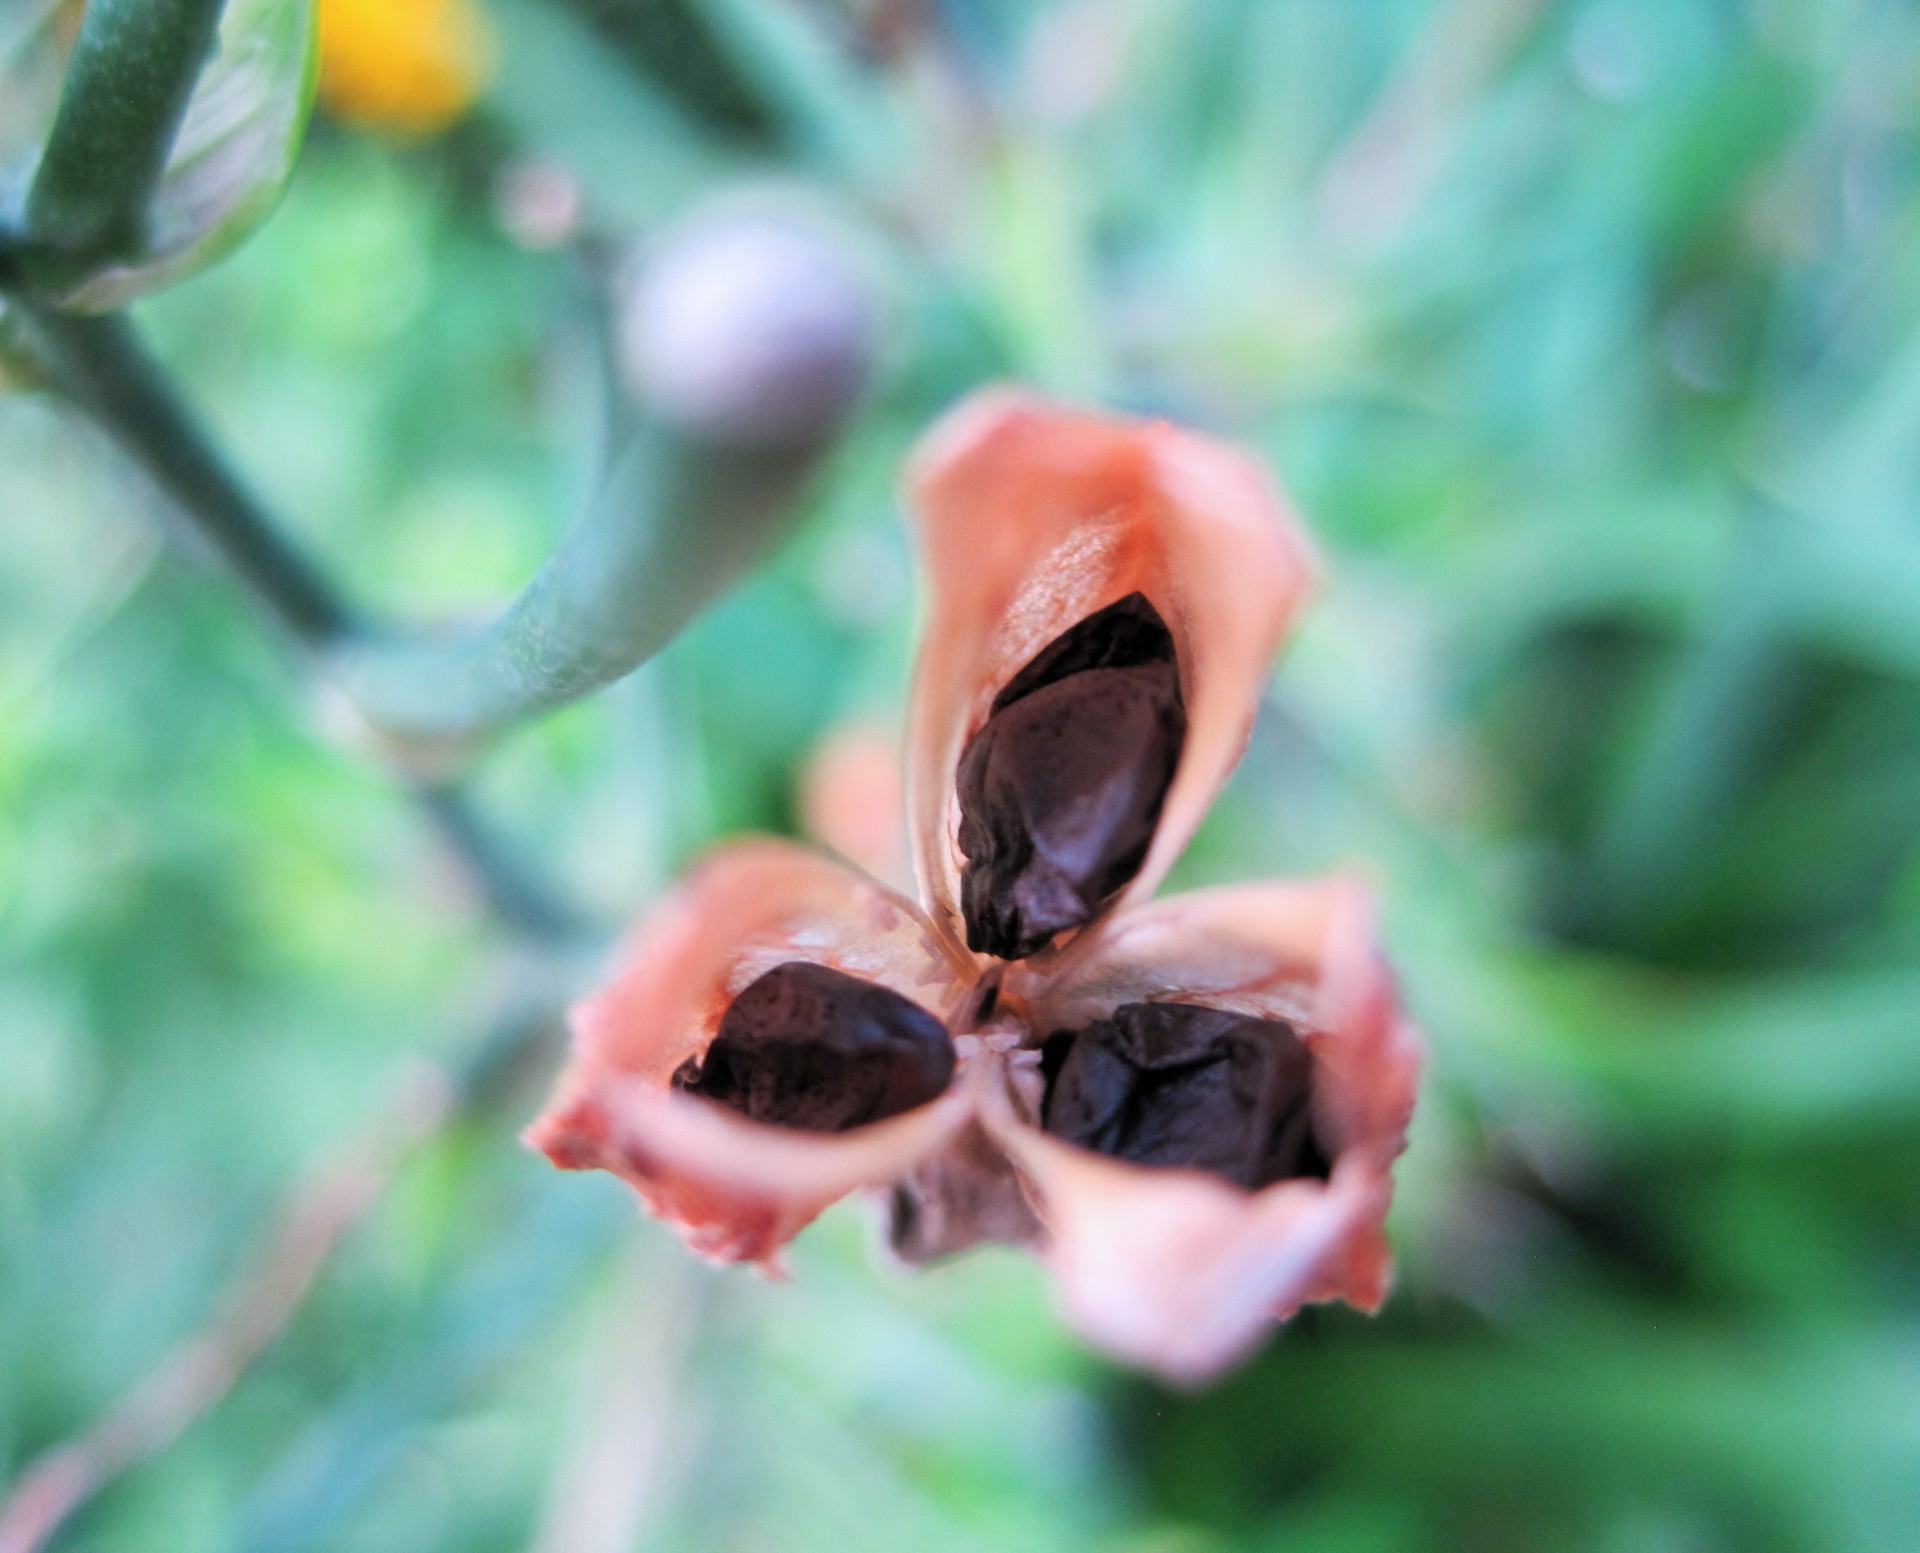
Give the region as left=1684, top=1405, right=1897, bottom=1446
left=6, top=1, right=1920, bottom=1550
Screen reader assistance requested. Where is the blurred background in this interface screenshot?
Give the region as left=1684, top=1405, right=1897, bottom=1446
left=5, top=0, right=1920, bottom=1549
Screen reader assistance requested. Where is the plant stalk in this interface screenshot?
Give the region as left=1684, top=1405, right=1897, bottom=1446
left=21, top=0, right=228, bottom=289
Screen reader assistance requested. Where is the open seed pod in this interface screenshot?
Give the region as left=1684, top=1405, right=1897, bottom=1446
left=906, top=390, right=1318, bottom=961
left=528, top=389, right=1421, bottom=1382
left=987, top=876, right=1422, bottom=1385
left=525, top=841, right=978, bottom=1268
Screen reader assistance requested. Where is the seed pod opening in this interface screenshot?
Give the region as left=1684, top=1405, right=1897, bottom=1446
left=674, top=960, right=957, bottom=1131
left=1039, top=1001, right=1327, bottom=1189
left=956, top=594, right=1187, bottom=959
left=525, top=841, right=976, bottom=1266
left=906, top=393, right=1317, bottom=954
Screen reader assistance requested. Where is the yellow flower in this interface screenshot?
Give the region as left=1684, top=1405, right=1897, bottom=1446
left=317, top=0, right=496, bottom=136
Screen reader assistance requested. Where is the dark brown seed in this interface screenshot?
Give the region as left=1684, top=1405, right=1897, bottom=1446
left=674, top=961, right=956, bottom=1132
left=1040, top=1002, right=1328, bottom=1189
left=988, top=591, right=1183, bottom=710
left=957, top=593, right=1187, bottom=960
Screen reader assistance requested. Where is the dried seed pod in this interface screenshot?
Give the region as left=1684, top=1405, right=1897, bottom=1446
left=886, top=1115, right=1045, bottom=1264
left=528, top=390, right=1420, bottom=1384
left=525, top=842, right=975, bottom=1267
left=907, top=392, right=1317, bottom=954
left=990, top=876, right=1422, bottom=1385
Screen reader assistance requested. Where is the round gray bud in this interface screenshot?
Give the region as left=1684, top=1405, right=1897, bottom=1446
left=620, top=206, right=877, bottom=451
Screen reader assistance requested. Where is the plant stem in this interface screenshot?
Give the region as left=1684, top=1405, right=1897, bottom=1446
left=15, top=303, right=356, bottom=644
left=22, top=0, right=228, bottom=288
left=335, top=427, right=821, bottom=751
left=413, top=783, right=589, bottom=942
left=11, top=301, right=589, bottom=938
left=552, top=0, right=780, bottom=146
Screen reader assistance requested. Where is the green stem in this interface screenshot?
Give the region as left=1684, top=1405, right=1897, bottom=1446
left=23, top=0, right=228, bottom=287
left=333, top=423, right=825, bottom=753
left=413, top=783, right=588, bottom=943
left=12, top=302, right=587, bottom=940
left=551, top=0, right=779, bottom=146
left=15, top=302, right=356, bottom=643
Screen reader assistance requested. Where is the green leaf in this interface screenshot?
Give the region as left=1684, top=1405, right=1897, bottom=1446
left=60, top=0, right=317, bottom=310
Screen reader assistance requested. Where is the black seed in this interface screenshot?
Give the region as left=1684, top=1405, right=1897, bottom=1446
left=674, top=961, right=956, bottom=1132
left=957, top=593, right=1187, bottom=960
left=1037, top=1027, right=1078, bottom=1092
left=989, top=592, right=1182, bottom=711
left=1040, top=1001, right=1328, bottom=1189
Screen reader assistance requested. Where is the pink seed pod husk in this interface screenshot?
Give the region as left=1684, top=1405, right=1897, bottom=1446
left=905, top=389, right=1319, bottom=953
left=988, top=875, right=1422, bottom=1385
left=525, top=840, right=975, bottom=1268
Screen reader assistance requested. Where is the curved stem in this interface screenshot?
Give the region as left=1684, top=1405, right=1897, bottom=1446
left=334, top=424, right=823, bottom=751
left=18, top=280, right=833, bottom=757
left=21, top=0, right=228, bottom=289
left=10, top=301, right=590, bottom=937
